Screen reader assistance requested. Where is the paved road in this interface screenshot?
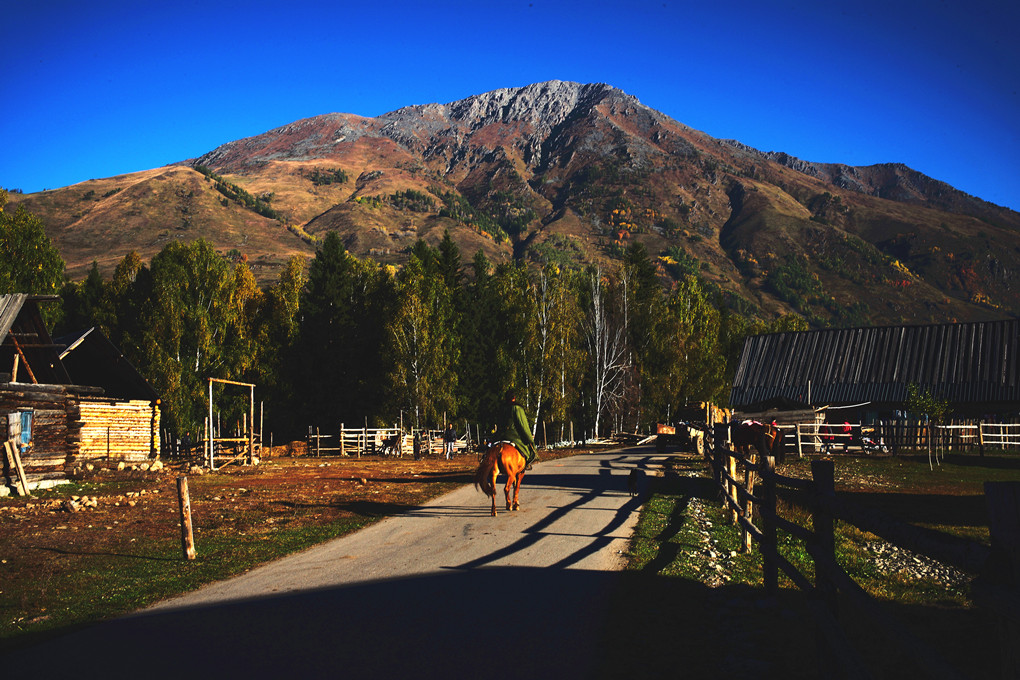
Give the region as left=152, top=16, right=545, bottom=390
left=9, top=446, right=669, bottom=679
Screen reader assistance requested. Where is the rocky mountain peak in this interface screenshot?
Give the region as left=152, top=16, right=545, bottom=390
left=379, top=81, right=634, bottom=142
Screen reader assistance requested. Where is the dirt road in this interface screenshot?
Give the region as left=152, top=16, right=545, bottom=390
left=9, top=447, right=665, bottom=679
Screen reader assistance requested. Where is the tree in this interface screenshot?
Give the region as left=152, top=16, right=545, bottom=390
left=644, top=275, right=725, bottom=421
left=622, top=242, right=665, bottom=428
left=585, top=267, right=628, bottom=438
left=436, top=229, right=463, bottom=292
left=131, top=239, right=240, bottom=434
left=387, top=247, right=459, bottom=427
left=0, top=190, right=66, bottom=322
left=906, top=383, right=950, bottom=468
left=534, top=264, right=584, bottom=442
left=290, top=232, right=393, bottom=430
left=59, top=261, right=114, bottom=336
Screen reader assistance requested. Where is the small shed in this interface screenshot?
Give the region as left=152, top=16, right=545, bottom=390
left=1, top=294, right=160, bottom=493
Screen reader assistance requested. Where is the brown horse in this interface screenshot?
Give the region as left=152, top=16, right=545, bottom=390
left=474, top=442, right=527, bottom=516
left=730, top=420, right=786, bottom=465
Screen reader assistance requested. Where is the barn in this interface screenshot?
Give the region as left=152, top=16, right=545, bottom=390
left=730, top=318, right=1020, bottom=423
left=1, top=294, right=160, bottom=494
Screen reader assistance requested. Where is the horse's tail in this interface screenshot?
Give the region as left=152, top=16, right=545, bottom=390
left=474, top=448, right=498, bottom=496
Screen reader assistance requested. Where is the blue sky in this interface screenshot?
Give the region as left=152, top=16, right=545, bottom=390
left=3, top=0, right=1018, bottom=210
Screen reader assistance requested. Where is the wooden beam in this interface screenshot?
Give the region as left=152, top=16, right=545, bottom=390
left=7, top=335, right=37, bottom=384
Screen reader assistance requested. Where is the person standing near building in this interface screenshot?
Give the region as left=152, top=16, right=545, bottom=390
left=443, top=423, right=456, bottom=459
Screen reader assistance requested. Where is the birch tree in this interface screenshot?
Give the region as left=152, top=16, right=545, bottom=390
left=585, top=267, right=629, bottom=438
left=387, top=250, right=459, bottom=427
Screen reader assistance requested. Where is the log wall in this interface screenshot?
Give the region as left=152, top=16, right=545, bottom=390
left=78, top=400, right=160, bottom=463
left=0, top=387, right=81, bottom=472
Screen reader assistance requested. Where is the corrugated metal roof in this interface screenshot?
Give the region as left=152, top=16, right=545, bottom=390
left=730, top=319, right=1020, bottom=409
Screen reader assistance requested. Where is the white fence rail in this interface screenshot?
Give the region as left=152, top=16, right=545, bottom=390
left=784, top=421, right=1020, bottom=457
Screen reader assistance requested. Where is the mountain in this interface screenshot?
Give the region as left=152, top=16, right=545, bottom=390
left=8, top=80, right=1020, bottom=327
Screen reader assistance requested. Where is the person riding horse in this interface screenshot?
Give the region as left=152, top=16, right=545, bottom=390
left=494, top=389, right=537, bottom=470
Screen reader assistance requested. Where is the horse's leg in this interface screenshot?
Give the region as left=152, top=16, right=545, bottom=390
left=489, top=465, right=499, bottom=517
left=504, top=473, right=514, bottom=511
left=512, top=471, right=522, bottom=511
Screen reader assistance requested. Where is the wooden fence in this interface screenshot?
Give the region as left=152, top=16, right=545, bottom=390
left=787, top=420, right=1020, bottom=457
left=708, top=424, right=1020, bottom=679
left=306, top=425, right=473, bottom=458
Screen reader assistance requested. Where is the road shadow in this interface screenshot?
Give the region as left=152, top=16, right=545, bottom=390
left=7, top=564, right=989, bottom=679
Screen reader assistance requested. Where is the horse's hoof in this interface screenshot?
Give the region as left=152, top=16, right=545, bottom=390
left=512, top=504, right=520, bottom=511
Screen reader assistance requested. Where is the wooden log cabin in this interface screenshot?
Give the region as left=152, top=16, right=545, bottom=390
left=1, top=294, right=160, bottom=492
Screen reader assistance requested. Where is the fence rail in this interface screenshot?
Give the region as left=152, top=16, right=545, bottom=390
left=785, top=420, right=1020, bottom=457
left=707, top=424, right=1019, bottom=679
left=305, top=425, right=474, bottom=458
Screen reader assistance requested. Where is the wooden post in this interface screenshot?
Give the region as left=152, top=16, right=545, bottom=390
left=9, top=335, right=37, bottom=384
left=176, top=476, right=197, bottom=561
left=812, top=459, right=838, bottom=615
left=316, top=426, right=321, bottom=457
left=984, top=481, right=1020, bottom=678
left=207, top=380, right=214, bottom=468
left=762, top=454, right=778, bottom=595
left=4, top=441, right=31, bottom=497
left=248, top=384, right=254, bottom=464
left=712, top=423, right=727, bottom=494
left=340, top=423, right=345, bottom=457
left=796, top=424, right=804, bottom=458
left=812, top=458, right=838, bottom=678
left=743, top=457, right=755, bottom=552
left=727, top=452, right=738, bottom=525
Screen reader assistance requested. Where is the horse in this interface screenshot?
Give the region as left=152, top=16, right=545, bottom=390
left=474, top=442, right=527, bottom=516
left=730, top=420, right=786, bottom=465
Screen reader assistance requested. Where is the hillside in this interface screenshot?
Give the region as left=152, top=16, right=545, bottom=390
left=7, top=80, right=1020, bottom=327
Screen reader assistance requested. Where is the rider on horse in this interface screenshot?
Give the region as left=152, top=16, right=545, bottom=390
left=495, top=389, right=538, bottom=470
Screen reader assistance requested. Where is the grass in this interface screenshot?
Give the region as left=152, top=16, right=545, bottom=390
left=613, top=448, right=1020, bottom=678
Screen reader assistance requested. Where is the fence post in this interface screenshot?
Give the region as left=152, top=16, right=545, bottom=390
left=812, top=458, right=838, bottom=678
left=796, top=424, right=804, bottom=458
left=727, top=452, right=738, bottom=525
left=812, top=459, right=838, bottom=615
left=742, top=456, right=755, bottom=552
left=712, top=423, right=727, bottom=494
left=984, top=482, right=1020, bottom=679
left=762, top=454, right=778, bottom=595
left=176, top=475, right=197, bottom=561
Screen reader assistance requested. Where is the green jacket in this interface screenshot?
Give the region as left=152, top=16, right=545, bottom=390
left=495, top=402, right=537, bottom=463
